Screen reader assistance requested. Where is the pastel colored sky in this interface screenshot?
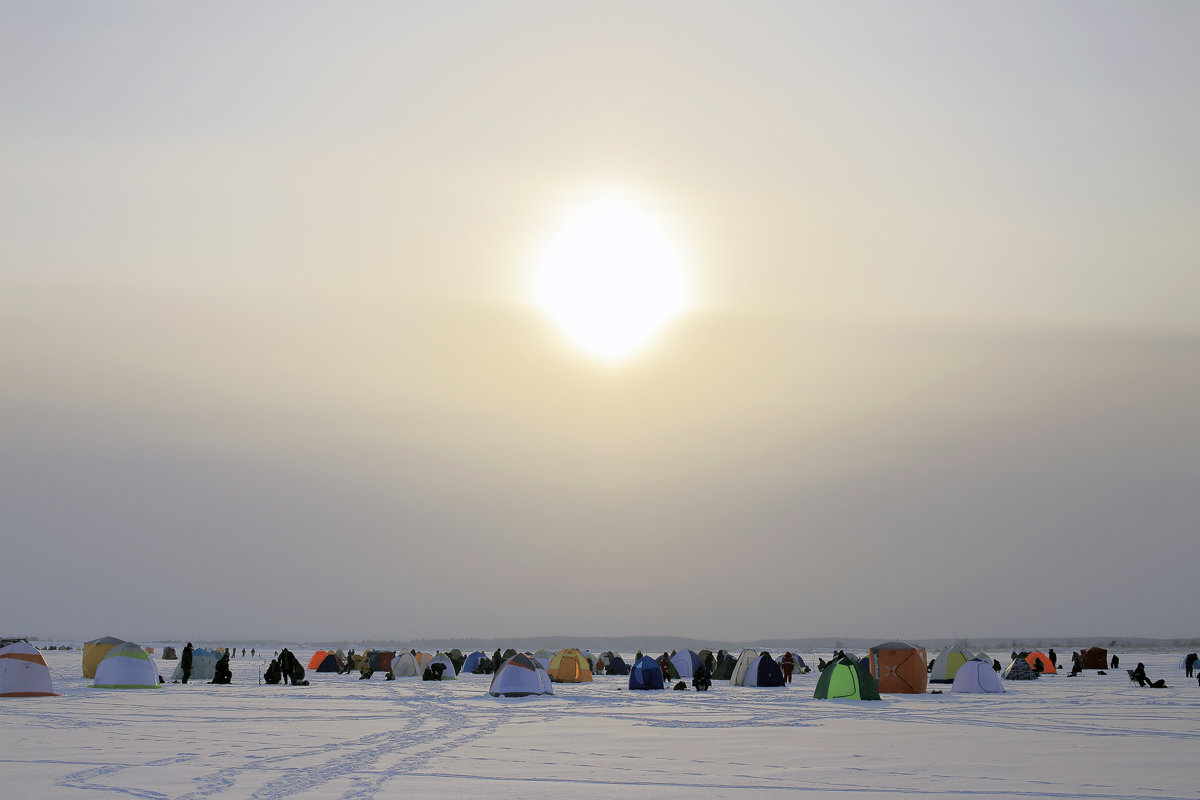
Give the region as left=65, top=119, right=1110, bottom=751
left=3, top=2, right=1197, bottom=641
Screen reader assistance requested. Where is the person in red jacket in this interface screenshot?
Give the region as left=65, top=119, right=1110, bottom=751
left=658, top=652, right=672, bottom=679
left=780, top=651, right=796, bottom=683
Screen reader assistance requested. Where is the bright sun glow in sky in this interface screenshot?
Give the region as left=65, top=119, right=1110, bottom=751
left=532, top=190, right=689, bottom=362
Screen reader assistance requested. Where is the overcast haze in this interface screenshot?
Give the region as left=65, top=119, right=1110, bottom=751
left=3, top=1, right=1198, bottom=642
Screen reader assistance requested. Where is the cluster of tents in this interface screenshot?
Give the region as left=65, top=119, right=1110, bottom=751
left=3, top=636, right=1136, bottom=702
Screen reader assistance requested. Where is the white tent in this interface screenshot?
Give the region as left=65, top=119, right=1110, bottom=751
left=0, top=642, right=57, bottom=697
left=93, top=641, right=159, bottom=689
left=729, top=649, right=759, bottom=686
left=734, top=653, right=786, bottom=687
left=391, top=652, right=419, bottom=677
left=930, top=644, right=974, bottom=683
left=952, top=659, right=1005, bottom=693
left=488, top=653, right=553, bottom=697
left=171, top=649, right=220, bottom=682
left=670, top=650, right=699, bottom=679
left=429, top=652, right=457, bottom=679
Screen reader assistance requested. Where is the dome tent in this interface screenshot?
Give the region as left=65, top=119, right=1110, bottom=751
left=161, top=646, right=178, bottom=660
left=929, top=644, right=974, bottom=684
left=93, top=641, right=159, bottom=689
left=429, top=652, right=457, bottom=679
left=869, top=641, right=928, bottom=694
left=391, top=651, right=419, bottom=677
left=952, top=658, right=1005, bottom=693
left=462, top=651, right=488, bottom=673
left=628, top=656, right=666, bottom=690
left=171, top=648, right=221, bottom=682
left=734, top=652, right=786, bottom=687
left=729, top=649, right=760, bottom=686
left=605, top=655, right=630, bottom=675
left=532, top=649, right=554, bottom=669
left=1002, top=658, right=1039, bottom=680
left=813, top=655, right=881, bottom=700
left=0, top=642, right=58, bottom=697
left=671, top=650, right=703, bottom=679
left=488, top=653, right=553, bottom=697
left=548, top=649, right=593, bottom=683
left=315, top=652, right=344, bottom=673
left=1024, top=651, right=1057, bottom=674
left=307, top=651, right=329, bottom=670
left=82, top=636, right=125, bottom=678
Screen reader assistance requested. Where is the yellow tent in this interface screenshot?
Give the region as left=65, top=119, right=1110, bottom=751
left=82, top=636, right=125, bottom=678
left=548, top=649, right=593, bottom=683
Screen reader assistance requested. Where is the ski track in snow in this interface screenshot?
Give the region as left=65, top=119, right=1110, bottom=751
left=2, top=650, right=1195, bottom=799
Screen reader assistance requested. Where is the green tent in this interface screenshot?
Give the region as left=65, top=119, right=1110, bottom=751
left=813, top=655, right=881, bottom=700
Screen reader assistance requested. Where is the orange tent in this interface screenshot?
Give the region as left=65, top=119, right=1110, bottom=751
left=307, top=650, right=329, bottom=670
left=868, top=641, right=928, bottom=694
left=1025, top=651, right=1057, bottom=674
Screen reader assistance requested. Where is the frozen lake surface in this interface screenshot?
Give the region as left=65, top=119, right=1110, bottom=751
left=2, top=648, right=1196, bottom=799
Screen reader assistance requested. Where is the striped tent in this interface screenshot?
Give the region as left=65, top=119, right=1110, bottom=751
left=0, top=642, right=58, bottom=697
left=93, top=641, right=159, bottom=689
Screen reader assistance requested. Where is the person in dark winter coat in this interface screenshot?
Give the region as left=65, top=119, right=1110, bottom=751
left=1048, top=649, right=1057, bottom=668
left=658, top=653, right=672, bottom=679
left=1130, top=662, right=1149, bottom=686
left=692, top=662, right=712, bottom=691
left=180, top=643, right=194, bottom=684
left=1111, top=655, right=1119, bottom=669
left=211, top=652, right=232, bottom=684
left=1184, top=653, right=1198, bottom=678
left=264, top=658, right=281, bottom=684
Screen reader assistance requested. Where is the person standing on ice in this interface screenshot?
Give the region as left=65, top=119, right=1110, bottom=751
left=181, top=643, right=194, bottom=684
left=780, top=652, right=796, bottom=683
left=1111, top=654, right=1119, bottom=669
left=1184, top=653, right=1197, bottom=678
left=1048, top=648, right=1057, bottom=668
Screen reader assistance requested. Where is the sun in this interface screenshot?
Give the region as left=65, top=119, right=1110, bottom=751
left=532, top=190, right=688, bottom=362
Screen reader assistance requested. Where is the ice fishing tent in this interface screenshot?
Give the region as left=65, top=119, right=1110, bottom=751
left=629, top=656, right=666, bottom=690
left=548, top=649, right=593, bottom=683
left=1002, top=658, right=1038, bottom=680
left=391, top=651, right=419, bottom=677
left=671, top=650, right=702, bottom=679
left=415, top=652, right=434, bottom=670
left=735, top=652, right=786, bottom=687
left=488, top=652, right=553, bottom=697
left=315, top=652, right=344, bottom=673
left=171, top=648, right=220, bottom=682
left=366, top=650, right=395, bottom=672
left=429, top=651, right=457, bottom=678
left=929, top=644, right=974, bottom=684
left=868, top=641, right=928, bottom=694
left=307, top=651, right=328, bottom=670
left=0, top=642, right=58, bottom=697
left=729, top=649, right=760, bottom=685
left=605, top=655, right=630, bottom=675
left=462, top=651, right=487, bottom=673
left=82, top=636, right=125, bottom=678
left=952, top=658, right=1005, bottom=693
left=532, top=649, right=554, bottom=669
left=161, top=646, right=178, bottom=660
left=813, top=655, right=881, bottom=700
left=93, top=641, right=159, bottom=689
left=712, top=654, right=737, bottom=681
left=1080, top=647, right=1108, bottom=670
left=1024, top=651, right=1056, bottom=674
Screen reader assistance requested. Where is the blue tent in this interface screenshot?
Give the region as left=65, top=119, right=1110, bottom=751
left=462, top=651, right=487, bottom=673
left=750, top=653, right=785, bottom=687
left=606, top=655, right=630, bottom=675
left=315, top=653, right=343, bottom=673
left=629, top=656, right=665, bottom=690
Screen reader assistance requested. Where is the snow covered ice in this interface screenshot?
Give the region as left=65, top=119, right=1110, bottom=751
left=2, top=648, right=1196, bottom=799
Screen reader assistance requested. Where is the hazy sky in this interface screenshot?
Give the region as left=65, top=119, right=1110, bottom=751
left=3, top=2, right=1198, bottom=642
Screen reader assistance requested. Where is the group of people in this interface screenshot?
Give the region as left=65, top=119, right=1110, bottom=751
left=177, top=642, right=233, bottom=685
left=263, top=648, right=309, bottom=686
